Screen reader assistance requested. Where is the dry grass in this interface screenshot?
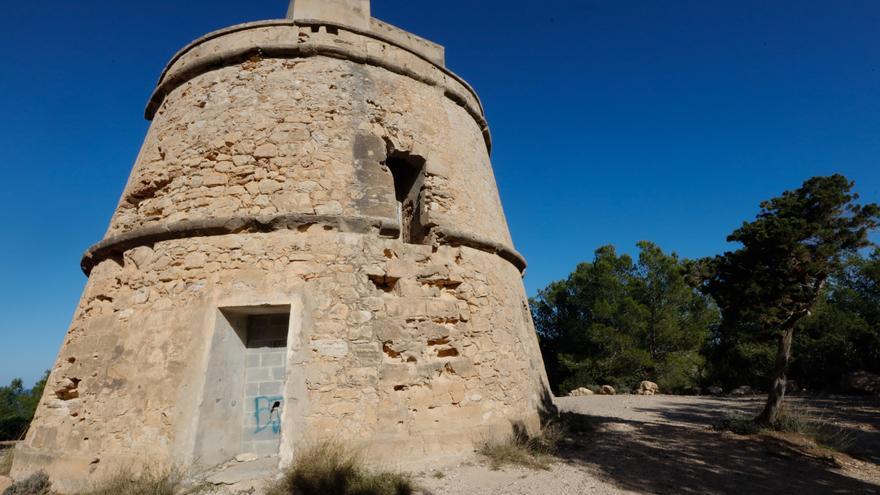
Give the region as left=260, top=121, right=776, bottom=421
left=477, top=422, right=563, bottom=471
left=266, top=442, right=415, bottom=495
left=2, top=471, right=51, bottom=495
left=0, top=448, right=13, bottom=477
left=716, top=405, right=856, bottom=454
left=78, top=467, right=206, bottom=495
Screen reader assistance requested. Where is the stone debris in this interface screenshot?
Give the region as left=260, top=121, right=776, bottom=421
left=599, top=385, right=616, bottom=395
left=706, top=386, right=724, bottom=396
left=729, top=386, right=756, bottom=396
left=568, top=387, right=594, bottom=397
left=841, top=371, right=880, bottom=395
left=636, top=381, right=659, bottom=396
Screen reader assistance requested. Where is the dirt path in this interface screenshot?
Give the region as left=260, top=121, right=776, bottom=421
left=415, top=395, right=880, bottom=495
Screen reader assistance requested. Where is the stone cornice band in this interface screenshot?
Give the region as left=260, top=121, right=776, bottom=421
left=81, top=216, right=527, bottom=276
left=146, top=19, right=492, bottom=153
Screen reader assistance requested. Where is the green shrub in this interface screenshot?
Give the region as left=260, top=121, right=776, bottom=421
left=716, top=405, right=857, bottom=454
left=772, top=406, right=856, bottom=453
left=770, top=407, right=816, bottom=436
left=266, top=442, right=414, bottom=495
left=3, top=471, right=51, bottom=495
left=715, top=412, right=761, bottom=435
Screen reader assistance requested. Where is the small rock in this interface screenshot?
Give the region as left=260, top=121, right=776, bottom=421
left=568, top=387, right=594, bottom=397
left=636, top=381, right=659, bottom=395
left=599, top=385, right=616, bottom=395
left=729, top=385, right=755, bottom=396
left=254, top=143, right=278, bottom=158
left=841, top=371, right=880, bottom=395
left=235, top=453, right=259, bottom=463
left=258, top=179, right=282, bottom=194
left=706, top=386, right=724, bottom=396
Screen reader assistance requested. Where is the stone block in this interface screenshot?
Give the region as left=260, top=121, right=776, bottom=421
left=311, top=340, right=350, bottom=358
left=288, top=0, right=371, bottom=29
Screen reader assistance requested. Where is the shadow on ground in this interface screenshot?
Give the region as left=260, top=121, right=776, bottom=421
left=555, top=396, right=880, bottom=495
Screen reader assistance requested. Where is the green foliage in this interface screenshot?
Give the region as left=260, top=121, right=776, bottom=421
left=715, top=412, right=761, bottom=435
left=0, top=372, right=48, bottom=441
left=790, top=250, right=880, bottom=389
left=695, top=175, right=880, bottom=392
left=266, top=442, right=414, bottom=495
left=716, top=405, right=856, bottom=453
left=532, top=242, right=717, bottom=394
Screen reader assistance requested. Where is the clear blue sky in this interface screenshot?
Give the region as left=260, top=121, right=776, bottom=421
left=1, top=0, right=878, bottom=386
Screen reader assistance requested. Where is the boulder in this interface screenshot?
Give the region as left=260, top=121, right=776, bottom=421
left=636, top=381, right=659, bottom=395
left=599, top=385, right=616, bottom=395
left=841, top=371, right=880, bottom=395
left=568, top=387, right=594, bottom=397
left=729, top=385, right=755, bottom=396
left=706, top=386, right=723, bottom=396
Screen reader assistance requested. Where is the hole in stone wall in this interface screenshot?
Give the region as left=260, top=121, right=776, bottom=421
left=246, top=314, right=289, bottom=348
left=310, top=26, right=320, bottom=33
left=383, top=342, right=402, bottom=359
left=326, top=26, right=339, bottom=35
left=369, top=275, right=399, bottom=293
left=385, top=151, right=426, bottom=244
left=437, top=348, right=460, bottom=358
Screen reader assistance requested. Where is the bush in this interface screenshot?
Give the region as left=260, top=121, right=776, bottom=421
left=656, top=351, right=706, bottom=394
left=0, top=419, right=29, bottom=443
left=78, top=468, right=192, bottom=495
left=477, top=422, right=561, bottom=471
left=772, top=406, right=856, bottom=453
left=266, top=442, right=414, bottom=495
left=3, top=471, right=51, bottom=495
left=715, top=405, right=857, bottom=454
left=715, top=412, right=761, bottom=435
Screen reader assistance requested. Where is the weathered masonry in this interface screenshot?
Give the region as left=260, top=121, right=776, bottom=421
left=13, top=0, right=553, bottom=489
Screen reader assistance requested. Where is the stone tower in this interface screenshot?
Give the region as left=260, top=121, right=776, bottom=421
left=13, top=0, right=552, bottom=489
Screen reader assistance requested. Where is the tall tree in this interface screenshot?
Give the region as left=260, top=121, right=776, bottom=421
left=694, top=175, right=879, bottom=425
left=791, top=250, right=880, bottom=390
left=0, top=372, right=48, bottom=441
left=532, top=243, right=716, bottom=394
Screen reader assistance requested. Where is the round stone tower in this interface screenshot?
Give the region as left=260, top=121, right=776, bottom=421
left=13, top=1, right=552, bottom=489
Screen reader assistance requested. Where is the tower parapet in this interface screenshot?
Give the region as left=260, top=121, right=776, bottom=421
left=14, top=1, right=552, bottom=490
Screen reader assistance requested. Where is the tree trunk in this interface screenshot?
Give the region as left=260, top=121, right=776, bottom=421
left=755, top=324, right=796, bottom=426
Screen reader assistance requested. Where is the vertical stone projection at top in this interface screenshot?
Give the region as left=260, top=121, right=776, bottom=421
left=13, top=1, right=553, bottom=491
left=288, top=0, right=371, bottom=29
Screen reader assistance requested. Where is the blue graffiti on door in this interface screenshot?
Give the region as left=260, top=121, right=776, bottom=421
left=254, top=396, right=283, bottom=435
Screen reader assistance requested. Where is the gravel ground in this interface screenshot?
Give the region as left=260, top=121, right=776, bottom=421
left=415, top=395, right=880, bottom=495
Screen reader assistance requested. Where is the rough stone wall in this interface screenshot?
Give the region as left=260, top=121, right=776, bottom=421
left=14, top=19, right=551, bottom=491
left=15, top=231, right=549, bottom=490
left=110, top=54, right=511, bottom=249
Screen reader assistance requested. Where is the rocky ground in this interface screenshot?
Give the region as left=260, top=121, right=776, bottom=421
left=4, top=396, right=878, bottom=494
left=413, top=395, right=880, bottom=495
